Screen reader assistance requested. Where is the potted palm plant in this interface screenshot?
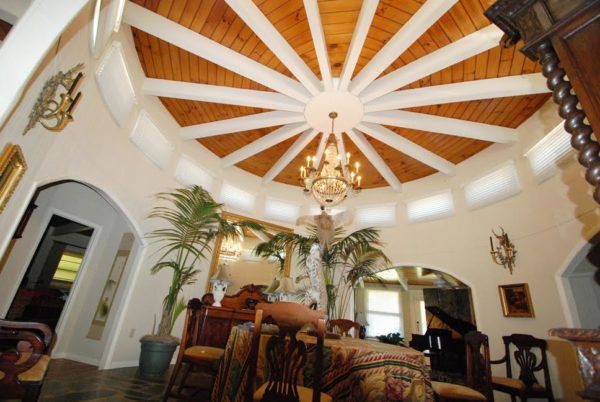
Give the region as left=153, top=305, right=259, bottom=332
left=254, top=223, right=389, bottom=319
left=139, top=185, right=260, bottom=378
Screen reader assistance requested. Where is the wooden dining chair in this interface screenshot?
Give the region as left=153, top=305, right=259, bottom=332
left=491, top=334, right=555, bottom=401
left=328, top=319, right=360, bottom=338
left=163, top=299, right=225, bottom=401
left=248, top=301, right=332, bottom=402
left=432, top=331, right=494, bottom=401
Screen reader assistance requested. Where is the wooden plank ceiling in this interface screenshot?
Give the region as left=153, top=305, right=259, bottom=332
left=130, top=0, right=549, bottom=189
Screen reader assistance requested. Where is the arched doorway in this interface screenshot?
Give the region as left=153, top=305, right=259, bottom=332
left=0, top=180, right=141, bottom=367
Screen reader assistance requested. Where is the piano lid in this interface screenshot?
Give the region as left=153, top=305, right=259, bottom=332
left=426, top=306, right=476, bottom=336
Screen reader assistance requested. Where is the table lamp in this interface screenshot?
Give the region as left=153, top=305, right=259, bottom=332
left=210, top=264, right=231, bottom=307
left=263, top=277, right=280, bottom=303
left=275, top=276, right=297, bottom=302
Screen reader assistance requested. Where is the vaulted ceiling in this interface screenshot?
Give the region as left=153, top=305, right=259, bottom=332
left=126, top=0, right=550, bottom=190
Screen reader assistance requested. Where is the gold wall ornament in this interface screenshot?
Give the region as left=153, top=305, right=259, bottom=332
left=489, top=226, right=517, bottom=274
left=23, top=63, right=84, bottom=134
left=0, top=143, right=27, bottom=213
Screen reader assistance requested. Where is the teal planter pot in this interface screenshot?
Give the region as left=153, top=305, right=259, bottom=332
left=138, top=338, right=178, bottom=379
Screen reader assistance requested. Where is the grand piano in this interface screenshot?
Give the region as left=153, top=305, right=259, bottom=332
left=409, top=306, right=477, bottom=377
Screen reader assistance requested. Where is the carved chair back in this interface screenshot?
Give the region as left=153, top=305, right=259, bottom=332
left=464, top=331, right=494, bottom=402
left=329, top=319, right=360, bottom=338
left=249, top=302, right=326, bottom=402
left=496, top=333, right=554, bottom=399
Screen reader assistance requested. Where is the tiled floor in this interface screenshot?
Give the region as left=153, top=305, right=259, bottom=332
left=37, top=359, right=211, bottom=402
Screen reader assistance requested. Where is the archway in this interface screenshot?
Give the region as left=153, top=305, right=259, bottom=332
left=0, top=180, right=141, bottom=367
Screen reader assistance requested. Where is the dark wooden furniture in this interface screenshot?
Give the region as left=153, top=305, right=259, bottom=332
left=409, top=306, right=476, bottom=377
left=491, top=333, right=555, bottom=402
left=432, top=331, right=494, bottom=402
left=548, top=328, right=599, bottom=401
left=198, top=285, right=268, bottom=349
left=485, top=0, right=600, bottom=204
left=249, top=302, right=331, bottom=402
left=328, top=319, right=360, bottom=338
left=0, top=319, right=53, bottom=402
left=162, top=299, right=225, bottom=401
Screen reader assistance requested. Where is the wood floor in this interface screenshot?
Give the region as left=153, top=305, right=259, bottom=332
left=37, top=359, right=211, bottom=402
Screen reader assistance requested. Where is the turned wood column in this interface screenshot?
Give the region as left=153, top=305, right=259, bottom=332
left=485, top=0, right=600, bottom=204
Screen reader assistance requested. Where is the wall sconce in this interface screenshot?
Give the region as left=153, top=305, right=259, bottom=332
left=23, top=63, right=84, bottom=134
left=489, top=227, right=516, bottom=274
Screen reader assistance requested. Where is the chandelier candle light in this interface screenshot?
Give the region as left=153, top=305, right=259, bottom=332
left=300, top=112, right=362, bottom=206
left=489, top=227, right=516, bottom=274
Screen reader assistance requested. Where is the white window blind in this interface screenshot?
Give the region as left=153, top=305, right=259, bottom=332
left=95, top=42, right=137, bottom=126
left=264, top=197, right=300, bottom=224
left=365, top=289, right=402, bottom=337
left=355, top=203, right=397, bottom=228
left=174, top=155, right=213, bottom=190
left=464, top=161, right=521, bottom=210
left=219, top=182, right=255, bottom=212
left=525, top=122, right=573, bottom=183
left=129, top=110, right=173, bottom=169
left=406, top=190, right=454, bottom=223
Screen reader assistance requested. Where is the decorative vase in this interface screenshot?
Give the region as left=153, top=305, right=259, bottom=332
left=212, top=281, right=228, bottom=307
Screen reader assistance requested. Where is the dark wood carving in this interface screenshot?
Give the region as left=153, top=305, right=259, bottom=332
left=201, top=284, right=268, bottom=310
left=486, top=0, right=600, bottom=204
left=549, top=328, right=600, bottom=401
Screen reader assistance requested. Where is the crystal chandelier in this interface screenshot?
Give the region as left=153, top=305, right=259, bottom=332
left=299, top=112, right=362, bottom=206
left=220, top=236, right=243, bottom=263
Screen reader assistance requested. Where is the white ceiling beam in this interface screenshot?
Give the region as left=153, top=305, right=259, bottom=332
left=334, top=132, right=348, bottom=166
left=365, top=74, right=550, bottom=112
left=123, top=2, right=310, bottom=102
left=143, top=78, right=304, bottom=112
left=180, top=111, right=304, bottom=139
left=359, top=25, right=504, bottom=102
left=338, top=0, right=378, bottom=91
left=347, top=129, right=402, bottom=192
left=363, top=110, right=518, bottom=143
left=349, top=0, right=457, bottom=96
left=225, top=0, right=321, bottom=95
left=303, top=0, right=332, bottom=91
left=357, top=122, right=456, bottom=175
left=313, top=132, right=329, bottom=169
left=222, top=122, right=310, bottom=166
left=263, top=128, right=319, bottom=183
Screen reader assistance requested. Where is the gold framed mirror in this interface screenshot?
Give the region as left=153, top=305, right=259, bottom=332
left=0, top=143, right=27, bottom=214
left=206, top=212, right=293, bottom=294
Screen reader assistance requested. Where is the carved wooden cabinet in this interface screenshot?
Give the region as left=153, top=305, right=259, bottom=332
left=485, top=0, right=600, bottom=203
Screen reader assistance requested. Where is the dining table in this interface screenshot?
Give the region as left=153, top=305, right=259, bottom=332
left=211, top=323, right=434, bottom=402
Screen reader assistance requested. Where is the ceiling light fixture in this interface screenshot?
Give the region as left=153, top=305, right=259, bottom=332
left=299, top=112, right=362, bottom=206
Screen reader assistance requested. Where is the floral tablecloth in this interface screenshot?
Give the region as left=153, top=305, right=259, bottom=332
left=211, top=324, right=434, bottom=402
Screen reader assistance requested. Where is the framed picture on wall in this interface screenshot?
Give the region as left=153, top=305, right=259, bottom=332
left=498, top=283, right=535, bottom=317
left=0, top=143, right=27, bottom=213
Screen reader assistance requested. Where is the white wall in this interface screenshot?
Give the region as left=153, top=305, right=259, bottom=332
left=0, top=2, right=597, bottom=399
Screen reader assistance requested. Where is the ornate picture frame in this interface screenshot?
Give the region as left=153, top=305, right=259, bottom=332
left=498, top=283, right=535, bottom=317
left=0, top=143, right=27, bottom=213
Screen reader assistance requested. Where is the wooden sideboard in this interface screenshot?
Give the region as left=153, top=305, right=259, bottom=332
left=198, top=284, right=268, bottom=348
left=485, top=0, right=600, bottom=203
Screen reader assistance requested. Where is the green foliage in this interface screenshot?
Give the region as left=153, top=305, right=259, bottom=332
left=375, top=332, right=406, bottom=346
left=147, top=185, right=263, bottom=337
left=254, top=223, right=390, bottom=319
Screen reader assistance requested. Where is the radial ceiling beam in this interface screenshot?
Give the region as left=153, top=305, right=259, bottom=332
left=180, top=111, right=304, bottom=139
left=363, top=110, right=518, bottom=143
left=123, top=2, right=310, bottom=102
left=347, top=129, right=402, bottom=192
left=338, top=0, right=378, bottom=91
left=334, top=133, right=348, bottom=167
left=263, top=128, right=319, bottom=183
left=143, top=79, right=304, bottom=112
left=349, top=0, right=458, bottom=95
left=365, top=74, right=550, bottom=112
left=357, top=122, right=456, bottom=175
left=304, top=0, right=332, bottom=91
left=225, top=0, right=322, bottom=95
left=359, top=25, right=504, bottom=102
left=222, top=122, right=310, bottom=167
left=313, top=132, right=329, bottom=169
